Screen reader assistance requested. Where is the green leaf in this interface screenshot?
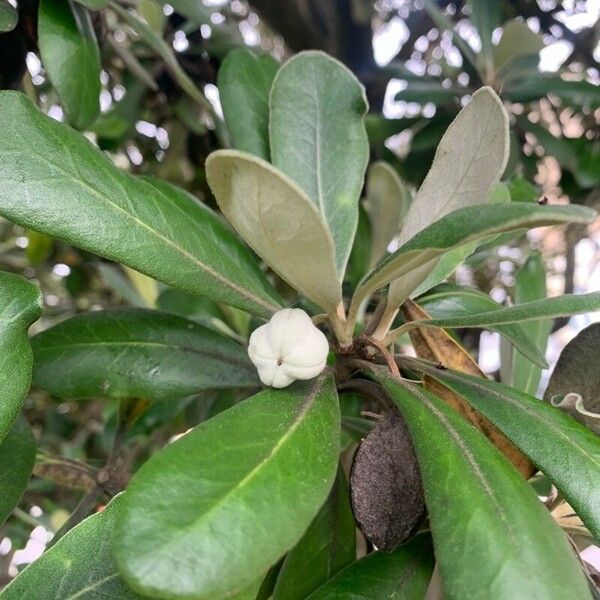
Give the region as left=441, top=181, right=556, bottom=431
left=493, top=20, right=543, bottom=70
left=306, top=534, right=434, bottom=600
left=218, top=49, right=278, bottom=160
left=364, top=161, right=410, bottom=267
left=544, top=322, right=600, bottom=435
left=113, top=375, right=341, bottom=599
left=206, top=150, right=342, bottom=313
left=404, top=291, right=600, bottom=331
left=0, top=0, right=17, bottom=32
left=0, top=419, right=36, bottom=526
left=408, top=360, right=600, bottom=540
left=38, top=0, right=101, bottom=129
left=355, top=203, right=595, bottom=308
left=74, top=0, right=110, bottom=8
left=346, top=204, right=371, bottom=289
left=376, top=373, right=592, bottom=600
left=32, top=309, right=258, bottom=401
left=158, top=0, right=214, bottom=24
left=269, top=51, right=369, bottom=276
left=506, top=253, right=551, bottom=393
left=0, top=271, right=43, bottom=441
left=1, top=496, right=145, bottom=599
left=394, top=79, right=463, bottom=105
left=0, top=92, right=281, bottom=318
left=505, top=76, right=600, bottom=107
left=387, top=87, right=509, bottom=307
left=409, top=181, right=510, bottom=298
left=273, top=467, right=355, bottom=600
left=468, top=0, right=501, bottom=78
left=418, top=284, right=547, bottom=368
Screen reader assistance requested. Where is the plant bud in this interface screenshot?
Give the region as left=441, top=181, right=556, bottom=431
left=248, top=308, right=329, bottom=388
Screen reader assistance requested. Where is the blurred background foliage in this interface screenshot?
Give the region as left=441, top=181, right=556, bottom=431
left=0, top=0, right=599, bottom=584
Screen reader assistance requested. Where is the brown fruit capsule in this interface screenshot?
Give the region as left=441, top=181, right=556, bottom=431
left=350, top=406, right=425, bottom=552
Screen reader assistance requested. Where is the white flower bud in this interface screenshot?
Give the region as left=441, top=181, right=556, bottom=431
left=248, top=308, right=329, bottom=388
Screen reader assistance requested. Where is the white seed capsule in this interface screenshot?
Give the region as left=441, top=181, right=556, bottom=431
left=248, top=308, right=329, bottom=388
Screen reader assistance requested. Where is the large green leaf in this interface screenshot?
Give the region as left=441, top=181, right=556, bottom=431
left=504, top=253, right=551, bottom=394
left=31, top=309, right=258, bottom=401
left=376, top=373, right=591, bottom=600
left=407, top=359, right=600, bottom=539
left=505, top=77, right=600, bottom=107
left=1, top=496, right=145, bottom=599
left=364, top=161, right=409, bottom=267
left=218, top=49, right=278, bottom=160
left=113, top=375, right=341, bottom=599
left=0, top=271, right=43, bottom=441
left=0, top=419, right=36, bottom=526
left=468, top=0, right=501, bottom=78
left=269, top=51, right=369, bottom=276
left=206, top=150, right=342, bottom=313
left=354, top=203, right=595, bottom=313
left=38, top=0, right=101, bottom=129
left=0, top=0, right=17, bottom=32
left=418, top=284, right=547, bottom=368
left=386, top=87, right=509, bottom=307
left=0, top=92, right=281, bottom=318
left=272, top=467, right=355, bottom=600
left=306, top=534, right=434, bottom=600
left=544, top=322, right=600, bottom=435
left=401, top=291, right=600, bottom=331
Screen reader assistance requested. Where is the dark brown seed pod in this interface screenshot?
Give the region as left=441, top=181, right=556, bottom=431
left=350, top=406, right=425, bottom=552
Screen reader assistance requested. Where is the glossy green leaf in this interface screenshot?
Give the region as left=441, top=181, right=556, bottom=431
left=418, top=284, right=547, bottom=368
left=32, top=309, right=258, bottom=401
left=273, top=467, right=355, bottom=600
left=269, top=51, right=369, bottom=276
left=355, top=203, right=595, bottom=308
left=404, top=291, right=600, bottom=331
left=307, top=534, right=434, bottom=600
left=206, top=150, right=342, bottom=313
left=0, top=419, right=36, bottom=526
left=38, top=0, right=101, bottom=129
left=493, top=20, right=543, bottom=71
left=507, top=253, right=551, bottom=393
left=0, top=272, right=43, bottom=441
left=0, top=0, right=17, bottom=32
left=408, top=359, right=600, bottom=540
left=1, top=496, right=145, bottom=599
left=218, top=49, right=278, bottom=160
left=387, top=87, right=509, bottom=307
left=0, top=92, right=281, bottom=318
left=364, top=161, right=409, bottom=267
left=376, top=373, right=591, bottom=600
left=114, top=375, right=341, bottom=599
left=544, top=322, right=600, bottom=435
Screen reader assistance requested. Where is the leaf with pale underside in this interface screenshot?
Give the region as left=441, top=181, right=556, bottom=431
left=0, top=271, right=43, bottom=442
left=376, top=372, right=592, bottom=600
left=269, top=51, right=369, bottom=276
left=0, top=92, right=281, bottom=318
left=113, top=375, right=340, bottom=599
left=206, top=149, right=342, bottom=313
left=386, top=87, right=509, bottom=307
left=364, top=161, right=410, bottom=267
